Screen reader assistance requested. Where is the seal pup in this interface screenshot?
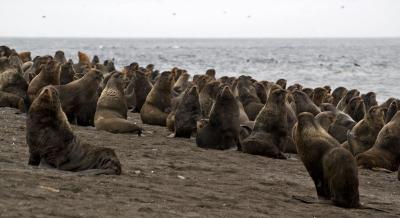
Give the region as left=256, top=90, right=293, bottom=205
left=95, top=72, right=142, bottom=134
left=140, top=71, right=173, bottom=126
left=27, top=60, right=60, bottom=103
left=356, top=111, right=400, bottom=171
left=295, top=112, right=360, bottom=208
left=174, top=86, right=201, bottom=138
left=196, top=86, right=241, bottom=150
left=241, top=89, right=289, bottom=158
left=347, top=106, right=385, bottom=156
left=27, top=86, right=121, bottom=175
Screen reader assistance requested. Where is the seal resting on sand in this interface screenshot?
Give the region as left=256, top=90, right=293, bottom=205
left=26, top=86, right=121, bottom=175
left=140, top=71, right=173, bottom=126
left=295, top=112, right=360, bottom=208
left=196, top=86, right=241, bottom=150
left=94, top=72, right=142, bottom=134
left=241, top=89, right=289, bottom=159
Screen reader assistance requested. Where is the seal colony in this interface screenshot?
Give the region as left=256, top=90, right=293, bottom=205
left=0, top=45, right=399, bottom=212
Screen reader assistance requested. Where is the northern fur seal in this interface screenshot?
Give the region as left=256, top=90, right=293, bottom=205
left=292, top=90, right=321, bottom=115
left=128, top=67, right=153, bottom=112
left=199, top=81, right=221, bottom=118
left=311, top=87, right=331, bottom=107
left=0, top=91, right=25, bottom=112
left=59, top=60, right=75, bottom=85
left=356, top=111, right=400, bottom=171
left=172, top=72, right=190, bottom=95
left=337, top=89, right=360, bottom=111
left=385, top=101, right=398, bottom=123
left=173, top=86, right=201, bottom=138
left=27, top=60, right=60, bottom=103
left=18, top=51, right=31, bottom=63
left=241, top=89, right=288, bottom=158
left=331, top=87, right=348, bottom=106
left=54, top=69, right=103, bottom=126
left=361, top=92, right=378, bottom=112
left=140, top=71, right=173, bottom=126
left=27, top=86, right=121, bottom=175
left=196, top=86, right=241, bottom=150
left=347, top=106, right=385, bottom=156
left=315, top=111, right=336, bottom=132
left=95, top=72, right=142, bottom=134
left=295, top=112, right=360, bottom=208
left=344, top=96, right=365, bottom=122
left=54, top=50, right=67, bottom=64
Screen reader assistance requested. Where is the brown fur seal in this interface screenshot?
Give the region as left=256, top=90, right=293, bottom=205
left=140, top=71, right=173, bottom=126
left=347, top=106, right=385, bottom=156
left=320, top=103, right=357, bottom=143
left=344, top=96, right=365, bottom=122
left=172, top=72, right=190, bottom=95
left=331, top=87, right=348, bottom=106
left=385, top=101, right=398, bottom=123
left=128, top=67, right=153, bottom=112
left=241, top=89, right=288, bottom=158
left=174, top=86, right=201, bottom=138
left=27, top=86, right=121, bottom=175
left=295, top=112, right=360, bottom=208
left=292, top=90, right=321, bottom=116
left=54, top=50, right=67, bottom=64
left=54, top=69, right=103, bottom=126
left=337, top=89, right=360, bottom=111
left=356, top=111, right=400, bottom=171
left=315, top=111, right=336, bottom=132
left=276, top=79, right=287, bottom=89
left=59, top=60, right=75, bottom=85
left=311, top=87, right=331, bottom=107
left=196, top=86, right=241, bottom=150
left=361, top=92, right=378, bottom=112
left=0, top=91, right=25, bottom=112
left=27, top=60, right=60, bottom=103
left=199, top=81, right=221, bottom=118
left=95, top=72, right=142, bottom=134
left=18, top=52, right=31, bottom=63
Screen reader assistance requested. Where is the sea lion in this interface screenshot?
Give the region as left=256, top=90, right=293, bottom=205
left=54, top=69, right=103, bottom=126
left=311, top=87, right=330, bottom=107
left=295, top=112, right=360, bottom=208
left=27, top=86, right=121, bottom=175
left=337, top=89, right=360, bottom=111
left=254, top=82, right=267, bottom=104
left=59, top=60, right=75, bottom=85
left=27, top=60, right=60, bottom=103
left=196, top=86, right=241, bottom=150
left=94, top=72, right=142, bottom=134
left=0, top=91, right=25, bottom=112
left=331, top=87, right=348, bottom=106
left=174, top=86, right=201, bottom=138
left=347, top=106, right=385, bottom=156
left=344, top=96, right=365, bottom=122
left=320, top=103, right=357, bottom=143
left=315, top=111, right=336, bottom=132
left=199, top=81, right=221, bottom=118
left=356, top=111, right=400, bottom=171
left=172, top=72, right=190, bottom=95
left=241, top=89, right=288, bottom=158
left=276, top=78, right=287, bottom=89
left=205, top=69, right=216, bottom=80
left=361, top=92, right=378, bottom=112
left=385, top=101, right=398, bottom=123
left=18, top=52, right=31, bottom=63
left=54, top=50, right=67, bottom=64
left=140, top=71, right=173, bottom=126
left=292, top=90, right=320, bottom=116
left=128, top=67, right=153, bottom=112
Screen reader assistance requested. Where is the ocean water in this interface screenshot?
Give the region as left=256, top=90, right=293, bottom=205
left=1, top=37, right=400, bottom=102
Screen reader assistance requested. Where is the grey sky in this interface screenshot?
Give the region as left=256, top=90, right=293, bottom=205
left=1, top=0, right=399, bottom=38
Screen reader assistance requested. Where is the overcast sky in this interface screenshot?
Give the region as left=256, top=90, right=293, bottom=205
left=1, top=0, right=399, bottom=38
